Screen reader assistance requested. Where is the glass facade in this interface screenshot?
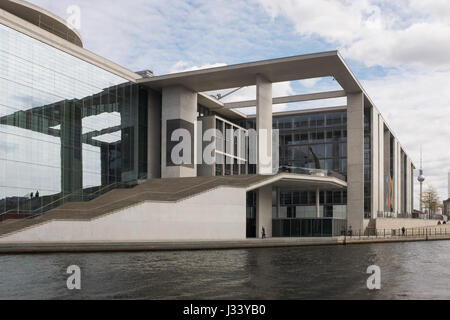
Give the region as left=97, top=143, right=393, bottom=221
left=246, top=191, right=256, bottom=238
left=241, top=111, right=349, bottom=237
left=272, top=218, right=347, bottom=237
left=274, top=111, right=347, bottom=175
left=274, top=111, right=348, bottom=227
left=0, top=24, right=148, bottom=216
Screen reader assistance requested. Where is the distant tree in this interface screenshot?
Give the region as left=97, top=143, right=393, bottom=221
left=422, top=186, right=441, bottom=215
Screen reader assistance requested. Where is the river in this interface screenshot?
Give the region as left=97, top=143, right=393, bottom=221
left=0, top=240, right=449, bottom=299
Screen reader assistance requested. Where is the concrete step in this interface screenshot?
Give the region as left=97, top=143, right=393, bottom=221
left=0, top=175, right=270, bottom=238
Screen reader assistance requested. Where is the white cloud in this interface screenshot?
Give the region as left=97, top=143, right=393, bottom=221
left=299, top=78, right=322, bottom=88
left=258, top=0, right=366, bottom=44
left=256, top=0, right=450, bottom=69
left=170, top=61, right=227, bottom=73
left=28, top=0, right=282, bottom=74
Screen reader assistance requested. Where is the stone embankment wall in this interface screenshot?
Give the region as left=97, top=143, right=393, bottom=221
left=375, top=218, right=445, bottom=230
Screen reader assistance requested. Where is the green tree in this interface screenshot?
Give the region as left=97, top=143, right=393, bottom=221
left=422, top=186, right=441, bottom=215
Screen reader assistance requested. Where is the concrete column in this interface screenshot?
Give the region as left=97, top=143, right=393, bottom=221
left=276, top=187, right=281, bottom=219
left=256, top=74, right=273, bottom=175
left=383, top=128, right=391, bottom=213
left=197, top=116, right=215, bottom=177
left=411, top=165, right=415, bottom=212
left=406, top=157, right=412, bottom=214
left=394, top=139, right=401, bottom=214
left=393, top=140, right=401, bottom=215
left=161, top=86, right=197, bottom=178
left=256, top=185, right=272, bottom=238
left=400, top=151, right=405, bottom=214
left=347, top=92, right=365, bottom=232
left=377, top=115, right=385, bottom=218
left=147, top=89, right=161, bottom=179
left=392, top=140, right=397, bottom=214
left=371, top=107, right=380, bottom=219
left=316, top=187, right=320, bottom=218
left=399, top=150, right=402, bottom=213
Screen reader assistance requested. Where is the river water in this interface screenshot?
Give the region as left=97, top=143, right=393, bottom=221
left=0, top=240, right=449, bottom=300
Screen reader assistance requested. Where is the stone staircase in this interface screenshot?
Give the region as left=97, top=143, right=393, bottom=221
left=365, top=218, right=377, bottom=236
left=0, top=175, right=270, bottom=238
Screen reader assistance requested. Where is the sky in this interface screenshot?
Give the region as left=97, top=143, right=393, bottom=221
left=29, top=0, right=450, bottom=207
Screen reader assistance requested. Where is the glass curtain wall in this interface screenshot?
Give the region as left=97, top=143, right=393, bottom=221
left=274, top=111, right=348, bottom=225
left=0, top=24, right=148, bottom=217
left=242, top=111, right=349, bottom=237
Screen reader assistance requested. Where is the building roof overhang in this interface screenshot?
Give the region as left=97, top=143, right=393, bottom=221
left=138, top=51, right=363, bottom=94
left=246, top=173, right=347, bottom=192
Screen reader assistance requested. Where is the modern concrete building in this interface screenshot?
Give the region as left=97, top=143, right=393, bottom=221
left=0, top=1, right=417, bottom=243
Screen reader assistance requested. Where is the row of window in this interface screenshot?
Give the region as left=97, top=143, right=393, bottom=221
left=279, top=190, right=347, bottom=206
left=273, top=112, right=347, bottom=129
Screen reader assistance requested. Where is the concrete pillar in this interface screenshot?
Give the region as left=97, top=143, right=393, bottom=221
left=346, top=92, right=365, bottom=232
left=371, top=107, right=380, bottom=219
left=377, top=115, right=385, bottom=218
left=394, top=140, right=401, bottom=215
left=256, top=74, right=273, bottom=175
left=256, top=185, right=272, bottom=238
left=400, top=151, right=405, bottom=214
left=392, top=140, right=398, bottom=214
left=316, top=187, right=320, bottom=218
left=411, top=165, right=415, bottom=212
left=276, top=187, right=280, bottom=219
left=161, top=86, right=197, bottom=178
left=383, top=128, right=391, bottom=213
left=147, top=89, right=161, bottom=179
left=406, top=157, right=412, bottom=214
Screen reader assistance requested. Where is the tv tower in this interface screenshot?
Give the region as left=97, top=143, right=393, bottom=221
left=417, top=146, right=425, bottom=212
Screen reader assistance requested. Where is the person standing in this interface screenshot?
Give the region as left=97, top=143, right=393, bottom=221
left=262, top=227, right=266, bottom=239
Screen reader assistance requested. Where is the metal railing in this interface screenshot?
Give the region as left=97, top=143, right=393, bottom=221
left=342, top=226, right=450, bottom=240
left=0, top=181, right=125, bottom=222
left=376, top=211, right=442, bottom=220
left=278, top=166, right=347, bottom=181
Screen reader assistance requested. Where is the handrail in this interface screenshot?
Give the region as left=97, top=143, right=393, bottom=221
left=0, top=181, right=122, bottom=221
left=278, top=166, right=347, bottom=181
left=344, top=225, right=449, bottom=238
left=25, top=181, right=122, bottom=220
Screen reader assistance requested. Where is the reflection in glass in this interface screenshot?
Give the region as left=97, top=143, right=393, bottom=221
left=0, top=24, right=148, bottom=216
